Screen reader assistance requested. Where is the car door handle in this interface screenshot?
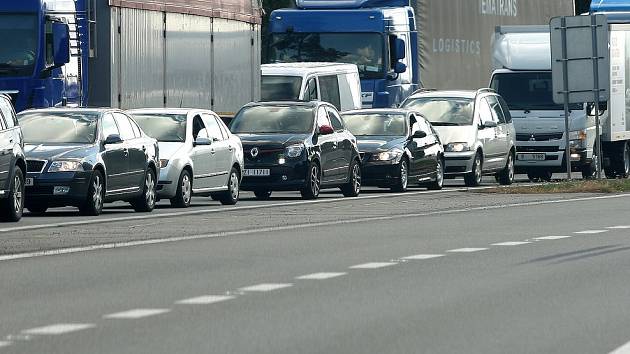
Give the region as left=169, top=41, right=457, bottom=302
left=228, top=145, right=233, bottom=152
left=142, top=145, right=146, bottom=151
left=210, top=148, right=215, bottom=154
left=332, top=142, right=338, bottom=149
left=123, top=148, right=129, bottom=157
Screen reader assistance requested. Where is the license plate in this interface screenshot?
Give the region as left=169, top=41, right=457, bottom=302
left=517, top=153, right=546, bottom=161
left=244, top=169, right=270, bottom=177
left=25, top=178, right=34, bottom=187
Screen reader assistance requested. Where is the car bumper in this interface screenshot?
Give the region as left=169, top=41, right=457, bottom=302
left=25, top=171, right=91, bottom=207
left=443, top=151, right=476, bottom=176
left=156, top=165, right=180, bottom=199
left=241, top=160, right=309, bottom=191
left=361, top=163, right=401, bottom=186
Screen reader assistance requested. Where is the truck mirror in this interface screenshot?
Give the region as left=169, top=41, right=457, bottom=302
left=394, top=61, right=407, bottom=74
left=52, top=22, right=70, bottom=68
left=587, top=102, right=607, bottom=115
left=394, top=38, right=406, bottom=60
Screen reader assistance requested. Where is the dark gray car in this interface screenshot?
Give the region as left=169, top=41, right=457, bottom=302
left=0, top=94, right=26, bottom=222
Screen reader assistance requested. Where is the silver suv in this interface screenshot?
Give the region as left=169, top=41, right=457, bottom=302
left=401, top=89, right=516, bottom=186
left=0, top=94, right=25, bottom=221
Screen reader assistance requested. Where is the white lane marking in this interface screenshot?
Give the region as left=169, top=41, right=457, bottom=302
left=447, top=248, right=488, bottom=253
left=2, top=193, right=629, bottom=263
left=607, top=225, right=630, bottom=229
left=400, top=254, right=445, bottom=260
left=609, top=339, right=630, bottom=354
left=0, top=341, right=11, bottom=348
left=533, top=236, right=572, bottom=240
left=238, top=283, right=293, bottom=292
left=103, top=309, right=171, bottom=319
left=175, top=295, right=235, bottom=305
left=491, top=241, right=532, bottom=246
left=574, top=230, right=609, bottom=234
left=296, top=272, right=347, bottom=280
left=349, top=262, right=397, bottom=269
left=22, top=323, right=96, bottom=335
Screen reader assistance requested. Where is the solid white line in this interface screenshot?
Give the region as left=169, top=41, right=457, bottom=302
left=175, top=295, right=235, bottom=305
left=574, top=230, right=609, bottom=234
left=296, top=272, right=347, bottom=280
left=607, top=225, right=630, bottom=229
left=349, top=262, right=397, bottom=269
left=2, top=193, right=629, bottom=263
left=103, top=309, right=171, bottom=319
left=447, top=248, right=488, bottom=253
left=533, top=236, right=572, bottom=240
left=609, top=340, right=630, bottom=354
left=22, top=323, right=96, bottom=335
left=491, top=241, right=532, bottom=246
left=238, top=283, right=293, bottom=292
left=0, top=341, right=11, bottom=348
left=400, top=254, right=445, bottom=260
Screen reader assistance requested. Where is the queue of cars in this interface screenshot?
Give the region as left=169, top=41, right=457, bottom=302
left=0, top=85, right=518, bottom=222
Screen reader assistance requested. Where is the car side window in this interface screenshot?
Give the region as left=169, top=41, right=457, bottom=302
left=415, top=116, right=432, bottom=134
left=304, top=77, right=318, bottom=101
left=203, top=114, right=224, bottom=141
left=317, top=107, right=331, bottom=128
left=113, top=113, right=136, bottom=141
left=192, top=116, right=209, bottom=140
left=486, top=96, right=506, bottom=124
left=0, top=111, right=6, bottom=130
left=319, top=75, right=341, bottom=110
left=477, top=99, right=495, bottom=125
left=130, top=118, right=142, bottom=137
left=214, top=115, right=231, bottom=139
left=0, top=98, right=15, bottom=129
left=327, top=107, right=344, bottom=131
left=101, top=114, right=120, bottom=138
left=497, top=96, right=512, bottom=123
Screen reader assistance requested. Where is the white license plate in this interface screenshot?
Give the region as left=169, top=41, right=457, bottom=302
left=517, top=153, right=546, bottom=161
left=25, top=178, right=34, bottom=187
left=244, top=169, right=270, bottom=177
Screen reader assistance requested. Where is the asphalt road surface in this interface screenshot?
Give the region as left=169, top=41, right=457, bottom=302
left=2, top=175, right=629, bottom=353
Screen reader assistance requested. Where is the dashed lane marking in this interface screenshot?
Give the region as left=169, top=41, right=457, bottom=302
left=0, top=341, right=10, bottom=348
left=175, top=295, right=235, bottom=305
left=574, top=230, right=609, bottom=234
left=296, top=272, right=347, bottom=280
left=607, top=225, right=630, bottom=229
left=533, top=236, right=572, bottom=240
left=491, top=241, right=532, bottom=246
left=238, top=283, right=293, bottom=292
left=349, top=262, right=397, bottom=269
left=400, top=254, right=445, bottom=260
left=103, top=309, right=171, bottom=319
left=21, top=323, right=96, bottom=335
left=609, top=339, right=630, bottom=354
left=447, top=248, right=488, bottom=253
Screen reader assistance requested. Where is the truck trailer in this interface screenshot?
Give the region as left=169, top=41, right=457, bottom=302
left=0, top=0, right=262, bottom=116
left=265, top=0, right=573, bottom=108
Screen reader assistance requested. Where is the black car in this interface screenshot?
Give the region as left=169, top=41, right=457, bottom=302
left=341, top=109, right=444, bottom=192
left=230, top=101, right=362, bottom=199
left=0, top=94, right=26, bottom=222
left=18, top=108, right=160, bottom=215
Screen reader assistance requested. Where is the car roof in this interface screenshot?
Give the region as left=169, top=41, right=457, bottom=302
left=262, top=62, right=359, bottom=76
left=342, top=108, right=414, bottom=116
left=407, top=90, right=479, bottom=100
left=126, top=108, right=215, bottom=116
left=247, top=101, right=320, bottom=108
left=17, top=107, right=115, bottom=115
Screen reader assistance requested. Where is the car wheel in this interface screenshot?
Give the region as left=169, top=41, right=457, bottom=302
left=390, top=158, right=408, bottom=192
left=133, top=168, right=156, bottom=212
left=498, top=153, right=515, bottom=185
left=539, top=170, right=553, bottom=182
left=0, top=167, right=24, bottom=222
left=464, top=152, right=482, bottom=187
left=253, top=190, right=272, bottom=200
left=27, top=204, right=48, bottom=215
left=427, top=157, right=444, bottom=190
left=341, top=159, right=361, bottom=197
left=170, top=170, right=192, bottom=208
left=79, top=170, right=105, bottom=216
left=300, top=162, right=321, bottom=199
left=219, top=167, right=240, bottom=205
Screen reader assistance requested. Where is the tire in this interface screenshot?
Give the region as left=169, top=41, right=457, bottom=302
left=581, top=146, right=599, bottom=180
left=390, top=158, right=408, bottom=192
left=539, top=170, right=553, bottom=182
left=527, top=170, right=552, bottom=182
left=170, top=170, right=192, bottom=208
left=341, top=159, right=361, bottom=197
left=27, top=204, right=48, bottom=215
left=615, top=142, right=630, bottom=178
left=253, top=190, right=272, bottom=200
left=464, top=152, right=483, bottom=187
left=79, top=170, right=105, bottom=216
left=300, top=162, right=321, bottom=200
left=132, top=168, right=156, bottom=212
left=427, top=157, right=444, bottom=190
left=497, top=152, right=515, bottom=185
left=0, top=167, right=24, bottom=222
left=219, top=167, right=240, bottom=205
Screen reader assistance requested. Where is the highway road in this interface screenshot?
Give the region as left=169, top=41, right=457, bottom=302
left=2, top=176, right=630, bottom=353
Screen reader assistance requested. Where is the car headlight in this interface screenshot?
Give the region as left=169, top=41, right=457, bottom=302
left=445, top=142, right=470, bottom=152
left=372, top=149, right=403, bottom=161
left=47, top=160, right=84, bottom=172
left=568, top=130, right=587, bottom=141
left=285, top=144, right=305, bottom=158
left=159, top=159, right=169, bottom=168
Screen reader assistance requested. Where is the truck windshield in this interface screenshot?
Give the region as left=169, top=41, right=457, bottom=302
left=261, top=76, right=303, bottom=101
left=267, top=33, right=384, bottom=79
left=490, top=72, right=582, bottom=112
left=132, top=114, right=187, bottom=143
left=18, top=111, right=99, bottom=144
left=342, top=113, right=407, bottom=136
left=230, top=106, right=314, bottom=134
left=0, top=14, right=38, bottom=78
left=403, top=97, right=474, bottom=126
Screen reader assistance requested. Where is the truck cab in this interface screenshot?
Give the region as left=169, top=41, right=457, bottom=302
left=266, top=0, right=418, bottom=108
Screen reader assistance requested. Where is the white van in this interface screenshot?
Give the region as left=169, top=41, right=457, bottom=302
left=261, top=63, right=362, bottom=112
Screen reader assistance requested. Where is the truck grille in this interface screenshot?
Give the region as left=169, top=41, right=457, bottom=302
left=516, top=132, right=564, bottom=141
left=27, top=160, right=47, bottom=173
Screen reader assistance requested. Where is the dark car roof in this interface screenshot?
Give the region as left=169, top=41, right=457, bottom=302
left=246, top=101, right=322, bottom=109
left=342, top=108, right=414, bottom=116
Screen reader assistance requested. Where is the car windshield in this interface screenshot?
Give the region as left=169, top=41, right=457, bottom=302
left=0, top=14, right=38, bottom=78
left=230, top=106, right=314, bottom=134
left=267, top=32, right=384, bottom=79
left=403, top=97, right=474, bottom=126
left=490, top=72, right=582, bottom=112
left=18, top=111, right=99, bottom=144
left=132, top=114, right=187, bottom=142
left=342, top=113, right=407, bottom=136
left=261, top=76, right=303, bottom=101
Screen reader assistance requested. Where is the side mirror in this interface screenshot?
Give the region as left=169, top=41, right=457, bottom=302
left=480, top=120, right=497, bottom=129
left=52, top=21, right=70, bottom=68
left=394, top=61, right=407, bottom=74
left=411, top=130, right=427, bottom=139
left=318, top=125, right=334, bottom=135
left=394, top=38, right=406, bottom=60
left=587, top=102, right=607, bottom=115
left=194, top=137, right=212, bottom=146
left=104, top=134, right=123, bottom=145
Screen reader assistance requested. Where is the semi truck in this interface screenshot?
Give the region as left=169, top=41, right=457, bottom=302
left=265, top=0, right=573, bottom=108
left=0, top=0, right=262, bottom=116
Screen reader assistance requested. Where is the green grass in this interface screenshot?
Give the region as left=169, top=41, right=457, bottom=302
left=478, top=179, right=630, bottom=194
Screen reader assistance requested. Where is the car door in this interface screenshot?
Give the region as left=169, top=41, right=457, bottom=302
left=190, top=115, right=214, bottom=191
left=476, top=97, right=501, bottom=170
left=486, top=95, right=510, bottom=167
left=315, top=106, right=336, bottom=183
left=411, top=116, right=439, bottom=178
left=326, top=106, right=350, bottom=181
left=114, top=112, right=145, bottom=191
left=100, top=113, right=127, bottom=193
left=0, top=110, right=10, bottom=192
left=202, top=113, right=231, bottom=188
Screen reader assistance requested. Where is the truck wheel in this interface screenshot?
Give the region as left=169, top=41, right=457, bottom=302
left=581, top=147, right=599, bottom=180
left=616, top=142, right=630, bottom=178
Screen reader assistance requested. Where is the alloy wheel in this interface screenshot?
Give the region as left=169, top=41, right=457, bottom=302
left=229, top=171, right=239, bottom=200
left=13, top=174, right=22, bottom=214
left=93, top=174, right=103, bottom=211
left=508, top=154, right=514, bottom=182
left=145, top=172, right=156, bottom=208
left=352, top=163, right=361, bottom=194
left=400, top=160, right=408, bottom=190
left=310, top=165, right=321, bottom=196
left=182, top=174, right=192, bottom=205
left=436, top=159, right=444, bottom=187
left=475, top=155, right=482, bottom=184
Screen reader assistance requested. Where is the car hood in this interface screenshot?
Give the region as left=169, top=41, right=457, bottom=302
left=237, top=133, right=310, bottom=147
left=158, top=142, right=187, bottom=160
left=432, top=125, right=477, bottom=145
left=24, top=143, right=97, bottom=160
left=356, top=136, right=405, bottom=152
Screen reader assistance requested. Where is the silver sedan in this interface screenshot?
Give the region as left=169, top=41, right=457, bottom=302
left=128, top=108, right=244, bottom=207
